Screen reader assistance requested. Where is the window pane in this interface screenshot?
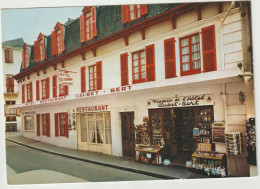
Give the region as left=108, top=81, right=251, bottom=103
left=182, top=63, right=190, bottom=71
left=141, top=72, right=146, bottom=79
left=88, top=121, right=95, bottom=143
left=141, top=58, right=145, bottom=65
left=88, top=114, right=95, bottom=119
left=181, top=38, right=189, bottom=47
left=141, top=65, right=145, bottom=72
left=96, top=113, right=103, bottom=119
left=192, top=52, right=200, bottom=61
left=141, top=51, right=145, bottom=58
left=133, top=60, right=139, bottom=67
left=105, top=113, right=111, bottom=129
left=134, top=73, right=139, bottom=80
left=182, top=55, right=189, bottom=63
left=192, top=61, right=201, bottom=69
left=182, top=47, right=189, bottom=54
left=89, top=66, right=93, bottom=73
left=80, top=114, right=87, bottom=142
left=96, top=120, right=104, bottom=144
left=192, top=44, right=200, bottom=52
left=192, top=35, right=200, bottom=43
left=90, top=74, right=93, bottom=80
left=134, top=67, right=139, bottom=73
left=133, top=53, right=138, bottom=60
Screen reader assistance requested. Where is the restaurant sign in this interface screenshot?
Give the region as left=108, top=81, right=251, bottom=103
left=76, top=104, right=110, bottom=113
left=59, top=72, right=73, bottom=85
left=148, top=94, right=214, bottom=108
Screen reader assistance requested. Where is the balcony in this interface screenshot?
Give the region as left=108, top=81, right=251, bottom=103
left=3, top=85, right=19, bottom=94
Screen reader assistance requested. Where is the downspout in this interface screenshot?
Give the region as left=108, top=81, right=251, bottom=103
left=221, top=83, right=228, bottom=132
left=221, top=1, right=235, bottom=25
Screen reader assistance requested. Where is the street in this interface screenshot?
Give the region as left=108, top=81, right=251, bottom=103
left=6, top=141, right=161, bottom=182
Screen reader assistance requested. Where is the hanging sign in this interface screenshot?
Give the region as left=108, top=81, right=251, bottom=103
left=59, top=72, right=73, bottom=85
left=148, top=94, right=214, bottom=108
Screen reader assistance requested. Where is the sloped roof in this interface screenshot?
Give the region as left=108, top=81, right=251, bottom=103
left=2, top=38, right=24, bottom=49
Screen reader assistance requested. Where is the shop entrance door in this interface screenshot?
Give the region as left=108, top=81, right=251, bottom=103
left=121, top=112, right=135, bottom=157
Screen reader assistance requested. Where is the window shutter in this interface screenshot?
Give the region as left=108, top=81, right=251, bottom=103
left=60, top=25, right=66, bottom=52
left=120, top=53, right=129, bottom=86
left=51, top=30, right=58, bottom=55
left=55, top=113, right=58, bottom=137
left=145, top=44, right=156, bottom=82
left=81, top=66, right=86, bottom=93
left=22, top=49, right=25, bottom=69
left=27, top=46, right=30, bottom=67
left=96, top=61, right=102, bottom=90
left=91, top=7, right=98, bottom=37
left=64, top=85, right=69, bottom=96
left=64, top=113, right=69, bottom=138
left=140, top=4, right=148, bottom=15
left=52, top=75, right=57, bottom=97
left=5, top=49, right=9, bottom=62
left=22, top=85, right=25, bottom=103
left=80, top=14, right=86, bottom=42
left=164, top=37, right=176, bottom=79
left=43, top=36, right=47, bottom=60
left=30, top=82, right=33, bottom=102
left=37, top=114, right=41, bottom=136
left=8, top=50, right=13, bottom=63
left=36, top=80, right=40, bottom=100
left=202, top=25, right=217, bottom=72
left=121, top=5, right=130, bottom=23
left=46, top=77, right=50, bottom=99
left=46, top=113, right=50, bottom=137
left=34, top=40, right=39, bottom=62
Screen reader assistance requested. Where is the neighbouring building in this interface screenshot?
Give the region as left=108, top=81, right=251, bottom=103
left=2, top=38, right=24, bottom=132
left=12, top=2, right=255, bottom=177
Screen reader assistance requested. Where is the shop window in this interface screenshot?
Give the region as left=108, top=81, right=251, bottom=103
left=132, top=44, right=155, bottom=84
left=34, top=33, right=47, bottom=62
left=26, top=82, right=33, bottom=102
left=59, top=84, right=69, bottom=96
left=80, top=6, right=97, bottom=42
left=4, top=49, right=13, bottom=63
left=51, top=22, right=65, bottom=55
left=81, top=112, right=111, bottom=144
left=89, top=61, right=102, bottom=91
left=42, top=78, right=50, bottom=99
left=22, top=43, right=30, bottom=69
left=24, top=115, right=35, bottom=131
left=55, top=112, right=68, bottom=137
left=121, top=5, right=148, bottom=23
left=41, top=113, right=50, bottom=137
left=6, top=74, right=14, bottom=93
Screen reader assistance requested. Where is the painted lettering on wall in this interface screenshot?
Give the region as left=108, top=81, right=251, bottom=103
left=76, top=105, right=109, bottom=112
left=40, top=96, right=66, bottom=104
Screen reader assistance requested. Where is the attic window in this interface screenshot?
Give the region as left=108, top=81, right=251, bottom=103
left=22, top=44, right=30, bottom=69
left=121, top=4, right=148, bottom=23
left=34, top=33, right=47, bottom=62
left=51, top=22, right=65, bottom=55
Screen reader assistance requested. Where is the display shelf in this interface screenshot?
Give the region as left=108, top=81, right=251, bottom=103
left=135, top=145, right=164, bottom=165
left=225, top=132, right=242, bottom=155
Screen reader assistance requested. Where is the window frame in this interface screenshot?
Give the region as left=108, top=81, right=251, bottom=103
left=89, top=64, right=97, bottom=91
left=24, top=115, right=35, bottom=131
left=42, top=114, right=48, bottom=136
left=129, top=4, right=141, bottom=21
left=55, top=112, right=68, bottom=137
left=42, top=79, right=47, bottom=99
left=132, top=49, right=146, bottom=84
left=26, top=82, right=32, bottom=102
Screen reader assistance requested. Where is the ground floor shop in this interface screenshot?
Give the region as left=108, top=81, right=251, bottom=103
left=18, top=79, right=254, bottom=177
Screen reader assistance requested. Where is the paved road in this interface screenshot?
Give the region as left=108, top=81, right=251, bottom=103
left=6, top=141, right=161, bottom=182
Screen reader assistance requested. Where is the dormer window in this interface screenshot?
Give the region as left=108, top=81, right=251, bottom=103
left=121, top=4, right=148, bottom=23
left=34, top=33, right=47, bottom=62
left=22, top=43, right=30, bottom=69
left=51, top=22, right=65, bottom=55
left=80, top=6, right=97, bottom=42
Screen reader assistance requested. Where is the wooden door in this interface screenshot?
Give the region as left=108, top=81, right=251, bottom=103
left=121, top=112, right=135, bottom=157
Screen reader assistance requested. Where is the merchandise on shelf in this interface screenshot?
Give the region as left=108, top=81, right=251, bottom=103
left=225, top=132, right=242, bottom=155
left=246, top=118, right=256, bottom=165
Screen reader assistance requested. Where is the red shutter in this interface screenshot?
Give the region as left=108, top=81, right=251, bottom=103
left=64, top=113, right=69, bottom=138
left=51, top=30, right=58, bottom=55
left=46, top=113, right=50, bottom=137
left=202, top=25, right=217, bottom=72
left=80, top=14, right=86, bottom=42
left=64, top=85, right=69, bottom=96
left=26, top=46, right=30, bottom=67
left=121, top=5, right=130, bottom=23
left=46, top=77, right=50, bottom=99
left=60, top=25, right=65, bottom=52
left=4, top=49, right=9, bottom=62
left=30, top=82, right=33, bottom=102
left=43, top=36, right=47, bottom=60
left=9, top=50, right=13, bottom=63
left=37, top=114, right=41, bottom=136
left=91, top=7, right=98, bottom=37
left=120, top=53, right=129, bottom=86
left=22, top=85, right=25, bottom=103
left=81, top=66, right=86, bottom=93
left=55, top=113, right=58, bottom=137
left=140, top=4, right=148, bottom=15
left=22, top=49, right=25, bottom=69
left=164, top=37, right=176, bottom=79
left=34, top=40, right=39, bottom=62
left=145, top=44, right=156, bottom=82
left=36, top=80, right=40, bottom=100
left=96, top=61, right=102, bottom=90
left=52, top=75, right=57, bottom=97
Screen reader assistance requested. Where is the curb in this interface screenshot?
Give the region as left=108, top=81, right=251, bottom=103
left=6, top=139, right=179, bottom=180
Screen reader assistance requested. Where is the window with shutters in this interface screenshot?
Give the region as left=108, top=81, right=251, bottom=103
left=22, top=44, right=30, bottom=69
left=80, top=6, right=97, bottom=42
left=24, top=115, right=35, bottom=131
left=26, top=82, right=33, bottom=102
left=180, top=33, right=201, bottom=76
left=34, top=33, right=46, bottom=62
left=51, top=22, right=65, bottom=55
left=59, top=84, right=69, bottom=96
left=6, top=74, right=14, bottom=93
left=55, top=113, right=68, bottom=137
left=89, top=61, right=102, bottom=91
left=42, top=78, right=49, bottom=99
left=4, top=49, right=13, bottom=63
left=121, top=4, right=148, bottom=23
left=41, top=114, right=50, bottom=136
left=5, top=101, right=17, bottom=122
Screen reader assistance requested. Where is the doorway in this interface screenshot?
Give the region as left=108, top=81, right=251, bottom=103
left=121, top=112, right=135, bottom=157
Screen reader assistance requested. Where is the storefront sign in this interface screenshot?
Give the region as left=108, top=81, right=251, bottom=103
left=40, top=96, right=66, bottom=104
left=22, top=111, right=36, bottom=115
left=212, top=122, right=225, bottom=143
left=76, top=104, right=110, bottom=113
left=148, top=94, right=214, bottom=108
left=59, top=72, right=73, bottom=85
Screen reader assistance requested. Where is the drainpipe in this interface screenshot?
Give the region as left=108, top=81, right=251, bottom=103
left=221, top=1, right=235, bottom=25
left=221, top=83, right=228, bottom=132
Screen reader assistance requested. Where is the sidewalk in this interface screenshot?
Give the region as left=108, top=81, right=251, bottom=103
left=5, top=133, right=207, bottom=180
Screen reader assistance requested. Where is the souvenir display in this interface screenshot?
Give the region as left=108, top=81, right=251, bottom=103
left=151, top=111, right=164, bottom=146
left=135, top=123, right=151, bottom=145
left=246, top=118, right=256, bottom=165
left=135, top=146, right=163, bottom=165
left=225, top=132, right=242, bottom=155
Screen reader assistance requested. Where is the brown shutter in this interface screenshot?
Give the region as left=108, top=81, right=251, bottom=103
left=52, top=75, right=57, bottom=98
left=51, top=30, right=57, bottom=55
left=37, top=114, right=41, bottom=136
left=202, top=25, right=217, bottom=72
left=96, top=61, right=102, bottom=90
left=9, top=49, right=13, bottom=63
left=64, top=113, right=69, bottom=138
left=64, top=85, right=69, bottom=96
left=34, top=40, right=39, bottom=62
left=55, top=113, right=58, bottom=137
left=164, top=37, right=176, bottom=79
left=120, top=53, right=129, bottom=86
left=46, top=113, right=50, bottom=137
left=140, top=4, right=148, bottom=15
left=60, top=25, right=65, bottom=52
left=22, top=85, right=25, bottom=103
left=91, top=7, right=98, bottom=37
left=26, top=46, right=30, bottom=67
left=22, top=49, right=25, bottom=69
left=80, top=14, right=86, bottom=42
left=145, top=44, right=156, bottom=82
left=81, top=66, right=86, bottom=93
left=30, top=82, right=33, bottom=102
left=36, top=80, right=40, bottom=100
left=46, top=77, right=50, bottom=99
left=5, top=49, right=9, bottom=62
left=43, top=36, right=47, bottom=60
left=121, top=5, right=130, bottom=23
